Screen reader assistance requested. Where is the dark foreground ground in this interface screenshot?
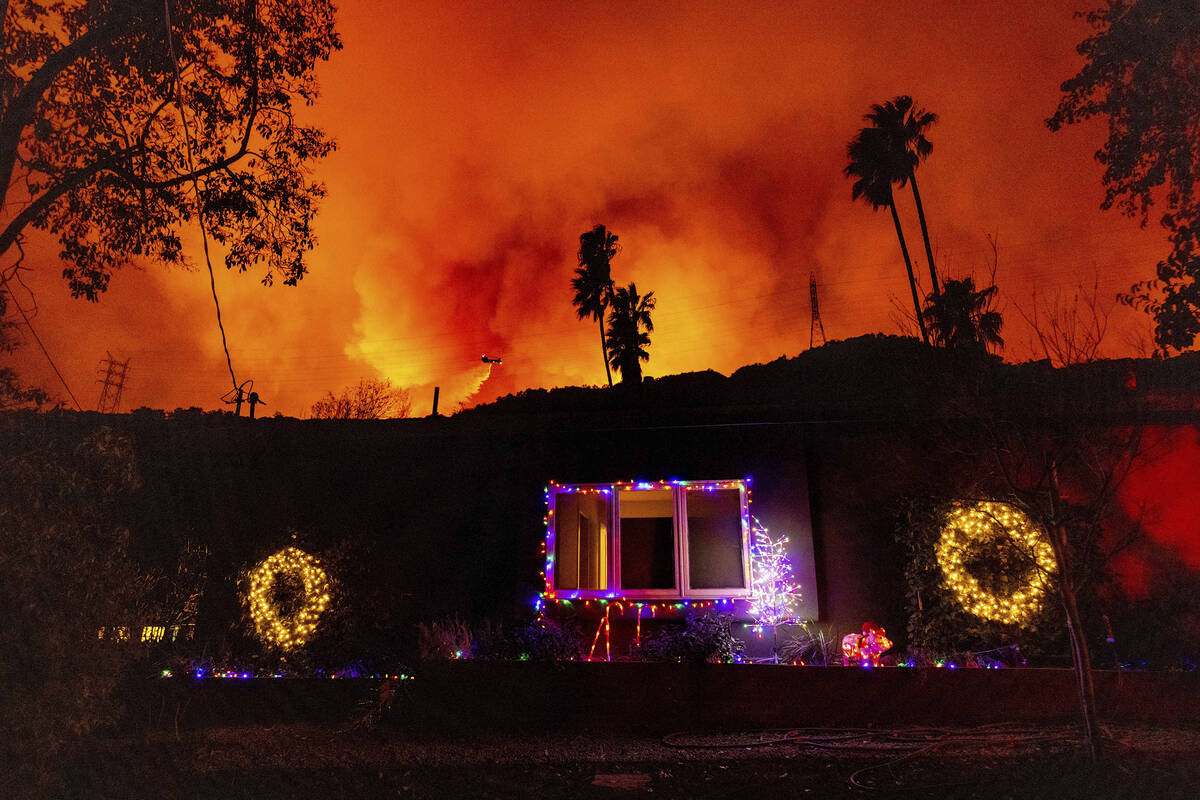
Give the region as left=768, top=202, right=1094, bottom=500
left=43, top=722, right=1200, bottom=799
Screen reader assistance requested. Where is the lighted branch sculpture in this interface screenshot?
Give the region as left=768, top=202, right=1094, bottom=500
left=747, top=517, right=802, bottom=660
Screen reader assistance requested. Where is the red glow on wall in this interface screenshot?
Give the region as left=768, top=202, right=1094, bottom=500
left=1116, top=426, right=1200, bottom=593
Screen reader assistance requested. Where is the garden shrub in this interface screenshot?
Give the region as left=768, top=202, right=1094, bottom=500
left=0, top=428, right=158, bottom=797
left=505, top=615, right=584, bottom=662
left=778, top=622, right=843, bottom=665
left=634, top=610, right=744, bottom=663
left=417, top=618, right=473, bottom=661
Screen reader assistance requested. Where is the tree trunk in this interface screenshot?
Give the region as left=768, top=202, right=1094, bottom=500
left=1049, top=461, right=1103, bottom=762
left=889, top=200, right=930, bottom=344
left=599, top=317, right=613, bottom=388
left=620, top=355, right=641, bottom=386
left=909, top=173, right=940, bottom=297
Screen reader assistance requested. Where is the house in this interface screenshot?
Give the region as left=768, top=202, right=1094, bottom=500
left=5, top=336, right=1199, bottom=665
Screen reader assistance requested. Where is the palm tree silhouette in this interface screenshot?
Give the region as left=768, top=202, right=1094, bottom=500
left=921, top=277, right=1004, bottom=355
left=606, top=282, right=655, bottom=385
left=571, top=225, right=620, bottom=387
left=845, top=126, right=930, bottom=344
left=866, top=96, right=941, bottom=297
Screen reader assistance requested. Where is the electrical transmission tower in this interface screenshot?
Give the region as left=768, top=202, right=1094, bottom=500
left=809, top=272, right=827, bottom=348
left=96, top=351, right=130, bottom=412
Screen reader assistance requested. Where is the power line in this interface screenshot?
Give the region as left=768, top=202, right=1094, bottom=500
left=2, top=286, right=83, bottom=411
left=163, top=0, right=240, bottom=397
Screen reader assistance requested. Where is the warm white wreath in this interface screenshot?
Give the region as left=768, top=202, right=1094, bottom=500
left=936, top=502, right=1056, bottom=626
left=246, top=546, right=331, bottom=649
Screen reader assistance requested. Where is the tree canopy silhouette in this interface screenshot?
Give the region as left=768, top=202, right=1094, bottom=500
left=310, top=377, right=412, bottom=419
left=0, top=0, right=341, bottom=300
left=0, top=291, right=48, bottom=409
left=922, top=276, right=1004, bottom=355
left=866, top=96, right=941, bottom=297
left=845, top=125, right=930, bottom=343
left=1048, top=0, right=1200, bottom=353
left=606, top=282, right=655, bottom=386
left=571, top=224, right=619, bottom=387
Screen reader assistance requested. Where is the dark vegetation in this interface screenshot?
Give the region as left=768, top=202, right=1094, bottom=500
left=571, top=225, right=658, bottom=385
left=0, top=427, right=157, bottom=795
left=1050, top=0, right=1200, bottom=352
left=0, top=0, right=341, bottom=299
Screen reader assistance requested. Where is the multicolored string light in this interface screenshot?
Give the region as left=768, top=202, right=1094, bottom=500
left=937, top=501, right=1056, bottom=626
left=245, top=546, right=332, bottom=650
left=537, top=479, right=754, bottom=660
left=540, top=477, right=752, bottom=606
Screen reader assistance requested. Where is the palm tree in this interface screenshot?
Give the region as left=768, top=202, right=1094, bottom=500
left=571, top=225, right=620, bottom=387
left=845, top=126, right=930, bottom=344
left=866, top=96, right=940, bottom=297
left=606, top=282, right=655, bottom=385
left=921, top=277, right=1004, bottom=355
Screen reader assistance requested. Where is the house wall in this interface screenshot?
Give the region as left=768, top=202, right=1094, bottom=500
left=4, top=409, right=1198, bottom=662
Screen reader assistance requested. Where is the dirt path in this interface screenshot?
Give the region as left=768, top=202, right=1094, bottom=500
left=55, top=723, right=1200, bottom=799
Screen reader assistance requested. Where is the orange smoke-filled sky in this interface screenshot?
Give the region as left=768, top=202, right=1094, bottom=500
left=8, top=0, right=1173, bottom=416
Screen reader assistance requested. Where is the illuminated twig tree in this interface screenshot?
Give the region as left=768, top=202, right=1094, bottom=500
left=748, top=517, right=801, bottom=661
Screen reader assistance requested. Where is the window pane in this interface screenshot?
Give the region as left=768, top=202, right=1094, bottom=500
left=619, top=488, right=676, bottom=590
left=553, top=492, right=609, bottom=590
left=686, top=488, right=745, bottom=589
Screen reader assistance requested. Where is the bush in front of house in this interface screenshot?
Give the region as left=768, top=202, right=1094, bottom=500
left=778, top=622, right=843, bottom=665
left=0, top=428, right=158, bottom=798
left=633, top=610, right=744, bottom=663
left=415, top=613, right=585, bottom=663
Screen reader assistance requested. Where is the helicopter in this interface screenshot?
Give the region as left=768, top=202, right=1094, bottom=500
left=481, top=354, right=503, bottom=365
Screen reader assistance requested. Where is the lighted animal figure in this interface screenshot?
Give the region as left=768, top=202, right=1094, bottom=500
left=842, top=622, right=892, bottom=667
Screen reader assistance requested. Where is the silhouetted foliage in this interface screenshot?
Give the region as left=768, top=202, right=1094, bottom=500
left=633, top=610, right=743, bottom=663
left=310, top=377, right=412, bottom=419
left=571, top=225, right=620, bottom=387
left=922, top=277, right=1004, bottom=355
left=1015, top=276, right=1112, bottom=367
left=845, top=118, right=929, bottom=343
left=0, top=428, right=156, bottom=797
left=1049, top=0, right=1200, bottom=352
left=865, top=96, right=941, bottom=295
left=0, top=290, right=48, bottom=410
left=606, top=282, right=655, bottom=385
left=0, top=0, right=341, bottom=299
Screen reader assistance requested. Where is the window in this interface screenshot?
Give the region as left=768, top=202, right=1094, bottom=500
left=553, top=490, right=610, bottom=590
left=619, top=487, right=675, bottom=591
left=546, top=479, right=751, bottom=599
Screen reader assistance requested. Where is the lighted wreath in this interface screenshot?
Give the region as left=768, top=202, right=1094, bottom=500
left=936, top=502, right=1056, bottom=626
left=246, top=546, right=332, bottom=650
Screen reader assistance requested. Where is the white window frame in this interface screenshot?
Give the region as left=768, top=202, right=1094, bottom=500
left=546, top=479, right=752, bottom=601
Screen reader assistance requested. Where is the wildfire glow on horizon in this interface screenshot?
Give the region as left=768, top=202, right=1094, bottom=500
left=8, top=0, right=1171, bottom=417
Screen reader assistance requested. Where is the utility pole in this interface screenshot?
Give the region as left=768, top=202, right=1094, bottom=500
left=96, top=351, right=130, bottom=412
left=809, top=272, right=827, bottom=349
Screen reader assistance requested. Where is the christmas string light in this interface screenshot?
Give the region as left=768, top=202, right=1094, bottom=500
left=245, top=546, right=332, bottom=650
left=586, top=602, right=626, bottom=661
left=536, top=478, right=756, bottom=655
left=936, top=501, right=1056, bottom=626
left=540, top=477, right=753, bottom=604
